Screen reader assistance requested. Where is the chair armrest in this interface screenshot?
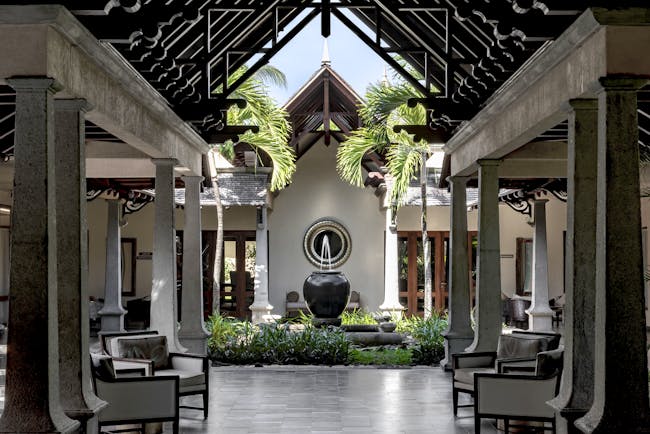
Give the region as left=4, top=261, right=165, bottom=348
left=474, top=372, right=559, bottom=418
left=113, top=357, right=154, bottom=376
left=115, top=367, right=147, bottom=377
left=496, top=356, right=537, bottom=373
left=95, top=375, right=179, bottom=423
left=169, top=352, right=208, bottom=373
left=452, top=351, right=497, bottom=370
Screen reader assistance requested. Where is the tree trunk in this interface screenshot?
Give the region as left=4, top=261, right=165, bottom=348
left=421, top=150, right=432, bottom=319
left=208, top=152, right=223, bottom=315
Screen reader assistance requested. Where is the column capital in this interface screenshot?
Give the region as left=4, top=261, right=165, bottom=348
left=565, top=98, right=598, bottom=112
left=182, top=174, right=204, bottom=184
left=151, top=158, right=179, bottom=167
left=447, top=175, right=470, bottom=186
left=7, top=76, right=62, bottom=93
left=532, top=198, right=549, bottom=204
left=477, top=158, right=501, bottom=167
left=54, top=98, right=92, bottom=113
left=597, top=76, right=649, bottom=92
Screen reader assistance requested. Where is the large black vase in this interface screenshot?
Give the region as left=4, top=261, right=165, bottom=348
left=303, top=270, right=350, bottom=318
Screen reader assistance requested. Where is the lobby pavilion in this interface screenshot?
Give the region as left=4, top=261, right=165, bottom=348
left=0, top=1, right=647, bottom=433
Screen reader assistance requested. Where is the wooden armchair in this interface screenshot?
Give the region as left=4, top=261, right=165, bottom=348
left=474, top=348, right=564, bottom=433
left=90, top=353, right=180, bottom=433
left=100, top=330, right=210, bottom=419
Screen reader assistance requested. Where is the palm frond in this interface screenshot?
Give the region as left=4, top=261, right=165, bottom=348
left=386, top=137, right=426, bottom=205
left=336, top=128, right=382, bottom=187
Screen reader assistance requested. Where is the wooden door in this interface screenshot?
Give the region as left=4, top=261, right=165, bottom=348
left=220, top=231, right=256, bottom=319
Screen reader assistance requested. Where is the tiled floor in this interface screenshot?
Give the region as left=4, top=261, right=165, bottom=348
left=172, top=365, right=498, bottom=434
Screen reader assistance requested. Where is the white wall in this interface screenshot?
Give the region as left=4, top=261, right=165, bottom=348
left=267, top=140, right=385, bottom=314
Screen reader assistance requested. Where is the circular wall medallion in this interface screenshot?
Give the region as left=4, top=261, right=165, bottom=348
left=303, top=219, right=352, bottom=268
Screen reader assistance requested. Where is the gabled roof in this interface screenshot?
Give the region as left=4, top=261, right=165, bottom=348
left=284, top=63, right=362, bottom=159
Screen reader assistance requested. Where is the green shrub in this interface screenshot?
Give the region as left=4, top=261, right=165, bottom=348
left=340, top=309, right=377, bottom=325
left=208, top=318, right=349, bottom=365
left=397, top=313, right=448, bottom=365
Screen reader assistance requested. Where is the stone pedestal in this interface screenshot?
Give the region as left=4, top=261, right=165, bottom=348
left=55, top=99, right=106, bottom=427
left=548, top=99, right=598, bottom=434
left=467, top=160, right=502, bottom=353
left=98, top=198, right=127, bottom=332
left=0, top=77, right=79, bottom=433
left=178, top=175, right=209, bottom=354
left=379, top=207, right=405, bottom=318
left=575, top=78, right=650, bottom=433
left=250, top=207, right=274, bottom=324
left=441, top=176, right=474, bottom=370
left=150, top=158, right=186, bottom=353
left=526, top=199, right=554, bottom=332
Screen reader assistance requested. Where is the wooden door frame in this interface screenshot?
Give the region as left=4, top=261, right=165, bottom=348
left=222, top=231, right=256, bottom=319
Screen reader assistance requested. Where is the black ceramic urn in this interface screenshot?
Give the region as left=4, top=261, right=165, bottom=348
left=303, top=270, right=351, bottom=318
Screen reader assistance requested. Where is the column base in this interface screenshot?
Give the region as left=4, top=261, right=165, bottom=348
left=575, top=410, right=650, bottom=434
left=526, top=309, right=554, bottom=332
left=440, top=334, right=474, bottom=371
left=0, top=410, right=80, bottom=433
left=250, top=303, right=274, bottom=324
left=379, top=301, right=405, bottom=320
left=179, top=335, right=208, bottom=355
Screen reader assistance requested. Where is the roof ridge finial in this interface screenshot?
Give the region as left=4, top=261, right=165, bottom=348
left=321, top=37, right=331, bottom=66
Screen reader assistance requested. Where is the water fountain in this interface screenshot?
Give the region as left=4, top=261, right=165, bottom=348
left=303, top=235, right=350, bottom=327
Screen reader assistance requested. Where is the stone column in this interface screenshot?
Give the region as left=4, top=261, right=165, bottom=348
left=575, top=78, right=650, bottom=433
left=466, top=159, right=501, bottom=353
left=526, top=199, right=554, bottom=331
left=0, top=78, right=79, bottom=433
left=250, top=206, right=273, bottom=323
left=441, top=176, right=474, bottom=370
left=55, top=99, right=106, bottom=428
left=179, top=175, right=209, bottom=353
left=150, top=158, right=186, bottom=353
left=98, top=198, right=127, bottom=332
left=548, top=99, right=597, bottom=433
left=379, top=206, right=405, bottom=317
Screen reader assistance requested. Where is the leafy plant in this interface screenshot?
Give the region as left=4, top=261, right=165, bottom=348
left=397, top=313, right=448, bottom=365
left=340, top=309, right=377, bottom=325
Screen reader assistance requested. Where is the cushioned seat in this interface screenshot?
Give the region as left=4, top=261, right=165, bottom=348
left=453, top=367, right=495, bottom=388
left=156, top=368, right=205, bottom=388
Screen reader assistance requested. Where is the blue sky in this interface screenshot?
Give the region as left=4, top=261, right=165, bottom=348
left=261, top=14, right=387, bottom=104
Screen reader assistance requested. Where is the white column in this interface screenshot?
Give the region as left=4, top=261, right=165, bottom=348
left=548, top=99, right=598, bottom=433
left=441, top=176, right=474, bottom=370
left=576, top=77, right=650, bottom=433
left=54, top=99, right=106, bottom=428
left=150, top=158, right=186, bottom=353
left=250, top=206, right=273, bottom=323
left=0, top=77, right=79, bottom=433
left=179, top=175, right=209, bottom=353
left=466, top=159, right=502, bottom=353
left=98, top=198, right=126, bottom=332
left=379, top=206, right=405, bottom=317
left=526, top=199, right=554, bottom=331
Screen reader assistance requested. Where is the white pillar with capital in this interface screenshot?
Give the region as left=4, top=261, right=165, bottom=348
left=250, top=206, right=273, bottom=323
left=526, top=199, right=554, bottom=331
left=179, top=175, right=210, bottom=352
left=379, top=206, right=405, bottom=317
left=99, top=198, right=127, bottom=332
left=150, top=158, right=186, bottom=353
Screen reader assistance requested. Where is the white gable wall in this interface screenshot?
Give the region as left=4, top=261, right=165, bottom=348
left=268, top=139, right=385, bottom=314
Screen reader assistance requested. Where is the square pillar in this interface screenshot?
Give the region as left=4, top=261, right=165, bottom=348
left=379, top=206, right=405, bottom=317
left=55, top=99, right=106, bottom=427
left=250, top=206, right=273, bottom=323
left=441, top=176, right=474, bottom=370
left=576, top=77, right=650, bottom=433
left=466, top=159, right=502, bottom=353
left=0, top=77, right=79, bottom=433
left=526, top=199, right=554, bottom=331
left=98, top=198, right=127, bottom=332
left=150, top=158, right=186, bottom=353
left=179, top=175, right=209, bottom=352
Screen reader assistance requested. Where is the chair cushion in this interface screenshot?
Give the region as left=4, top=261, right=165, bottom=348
left=453, top=367, right=495, bottom=385
left=90, top=353, right=116, bottom=380
left=155, top=368, right=205, bottom=388
left=535, top=348, right=564, bottom=376
left=496, top=333, right=559, bottom=359
left=117, top=336, right=169, bottom=370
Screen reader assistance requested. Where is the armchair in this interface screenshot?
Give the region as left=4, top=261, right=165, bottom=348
left=90, top=353, right=179, bottom=434
left=474, top=348, right=564, bottom=434
left=451, top=331, right=561, bottom=415
left=100, top=330, right=210, bottom=418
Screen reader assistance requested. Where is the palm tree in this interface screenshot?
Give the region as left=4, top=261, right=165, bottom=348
left=208, top=64, right=295, bottom=315
left=336, top=70, right=435, bottom=318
